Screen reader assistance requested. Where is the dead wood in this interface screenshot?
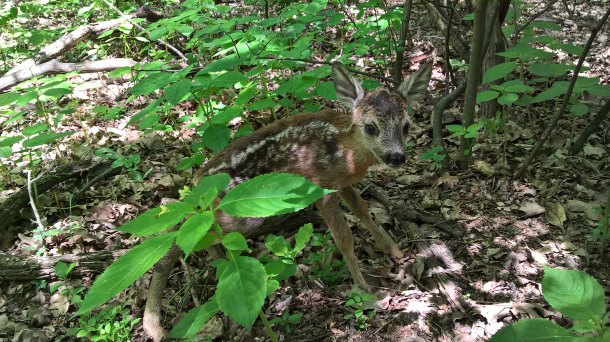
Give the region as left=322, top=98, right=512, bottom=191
left=421, top=0, right=470, bottom=61
left=0, top=58, right=136, bottom=92
left=0, top=250, right=125, bottom=281
left=0, top=160, right=116, bottom=236
left=0, top=6, right=161, bottom=92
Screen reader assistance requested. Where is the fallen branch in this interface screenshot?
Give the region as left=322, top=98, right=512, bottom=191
left=0, top=250, right=125, bottom=281
left=0, top=58, right=136, bottom=92
left=0, top=6, right=162, bottom=92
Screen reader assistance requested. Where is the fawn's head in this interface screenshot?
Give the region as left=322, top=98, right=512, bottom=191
left=332, top=62, right=432, bottom=168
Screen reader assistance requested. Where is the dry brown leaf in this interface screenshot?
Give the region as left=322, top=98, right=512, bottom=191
left=544, top=202, right=566, bottom=228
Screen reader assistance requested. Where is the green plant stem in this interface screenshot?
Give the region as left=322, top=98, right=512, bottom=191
left=259, top=309, right=278, bottom=342
left=514, top=5, right=610, bottom=178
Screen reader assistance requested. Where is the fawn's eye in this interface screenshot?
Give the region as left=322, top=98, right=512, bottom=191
left=364, top=123, right=378, bottom=135
left=402, top=123, right=409, bottom=135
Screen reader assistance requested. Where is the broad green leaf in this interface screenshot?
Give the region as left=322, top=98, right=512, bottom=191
left=482, top=62, right=517, bottom=84
left=532, top=85, right=566, bottom=103
left=22, top=123, right=49, bottom=136
left=266, top=279, right=280, bottom=296
left=0, top=146, right=11, bottom=158
left=169, top=297, right=219, bottom=338
left=184, top=173, right=231, bottom=206
left=265, top=235, right=290, bottom=257
left=22, top=131, right=74, bottom=148
left=54, top=261, right=68, bottom=279
left=504, top=84, right=534, bottom=93
left=222, top=232, right=249, bottom=251
left=217, top=173, right=335, bottom=217
left=293, top=223, right=313, bottom=255
left=138, top=113, right=160, bottom=129
left=531, top=21, right=562, bottom=30
left=587, top=84, right=610, bottom=97
left=177, top=211, right=214, bottom=258
left=488, top=318, right=573, bottom=342
left=200, top=56, right=248, bottom=73
left=476, top=90, right=499, bottom=103
left=0, top=136, right=22, bottom=147
left=569, top=103, right=588, bottom=117
left=201, top=124, right=230, bottom=153
left=542, top=267, right=605, bottom=322
left=164, top=79, right=192, bottom=106
left=211, top=71, right=247, bottom=88
left=177, top=153, right=205, bottom=171
left=528, top=63, right=571, bottom=77
left=248, top=98, right=277, bottom=111
left=128, top=98, right=162, bottom=125
left=117, top=202, right=195, bottom=236
left=497, top=93, right=519, bottom=106
left=43, top=87, right=71, bottom=99
left=78, top=233, right=176, bottom=314
left=216, top=254, right=266, bottom=328
left=0, top=92, right=19, bottom=106
left=316, top=81, right=337, bottom=100
left=130, top=73, right=173, bottom=96
left=558, top=43, right=583, bottom=55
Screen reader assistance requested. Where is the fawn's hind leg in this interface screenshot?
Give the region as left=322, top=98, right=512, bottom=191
left=316, top=193, right=368, bottom=289
left=339, top=186, right=404, bottom=259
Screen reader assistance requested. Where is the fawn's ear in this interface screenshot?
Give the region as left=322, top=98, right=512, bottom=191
left=332, top=62, right=365, bottom=109
left=397, top=61, right=432, bottom=102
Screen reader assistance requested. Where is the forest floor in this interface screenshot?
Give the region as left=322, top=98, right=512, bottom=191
left=1, top=1, right=609, bottom=341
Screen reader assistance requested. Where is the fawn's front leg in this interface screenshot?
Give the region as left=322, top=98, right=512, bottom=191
left=316, top=193, right=368, bottom=289
left=339, top=186, right=404, bottom=259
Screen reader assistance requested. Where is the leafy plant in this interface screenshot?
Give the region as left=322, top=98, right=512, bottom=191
left=591, top=188, right=610, bottom=260
left=304, top=232, right=349, bottom=286
left=76, top=172, right=333, bottom=339
left=489, top=267, right=608, bottom=341
left=421, top=145, right=446, bottom=170
left=270, top=311, right=303, bottom=334
left=343, top=287, right=377, bottom=330
left=67, top=305, right=141, bottom=341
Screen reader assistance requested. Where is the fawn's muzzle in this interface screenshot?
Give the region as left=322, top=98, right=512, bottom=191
left=384, top=152, right=406, bottom=167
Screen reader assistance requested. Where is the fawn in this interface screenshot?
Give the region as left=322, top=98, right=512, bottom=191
left=143, top=61, right=432, bottom=341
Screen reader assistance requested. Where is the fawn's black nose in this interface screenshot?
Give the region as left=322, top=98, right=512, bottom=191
left=384, top=152, right=406, bottom=167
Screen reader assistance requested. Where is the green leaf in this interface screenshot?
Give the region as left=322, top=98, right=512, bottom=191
left=0, top=146, right=11, bottom=158
left=117, top=202, right=195, bottom=236
left=201, top=124, right=230, bottom=153
left=0, top=92, right=19, bottom=106
left=217, top=173, right=335, bottom=217
left=138, top=113, right=160, bottom=130
left=130, top=73, right=174, bottom=96
left=266, top=279, right=280, bottom=296
left=169, top=297, right=219, bottom=338
left=476, top=90, right=499, bottom=103
left=22, top=123, right=49, bottom=136
left=211, top=71, right=247, bottom=88
left=164, top=79, right=192, bottom=106
left=482, top=62, right=517, bottom=84
left=497, top=93, right=519, bottom=106
left=532, top=84, right=566, bottom=103
left=293, top=223, right=313, bottom=255
left=222, top=232, right=249, bottom=251
left=177, top=153, right=205, bottom=171
left=542, top=267, right=606, bottom=322
left=177, top=211, right=214, bottom=258
left=78, top=233, right=176, bottom=314
left=265, top=235, right=290, bottom=257
left=569, top=102, right=588, bottom=117
left=531, top=21, right=562, bottom=30
left=528, top=63, right=571, bottom=77
left=586, top=84, right=610, bottom=97
left=316, top=81, right=337, bottom=100
left=184, top=173, right=231, bottom=206
left=55, top=262, right=68, bottom=279
left=22, top=131, right=74, bottom=148
left=558, top=43, right=583, bottom=55
left=43, top=87, right=71, bottom=99
left=0, top=136, right=22, bottom=147
left=216, top=254, right=266, bottom=328
left=248, top=98, right=277, bottom=111
left=488, top=318, right=573, bottom=342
